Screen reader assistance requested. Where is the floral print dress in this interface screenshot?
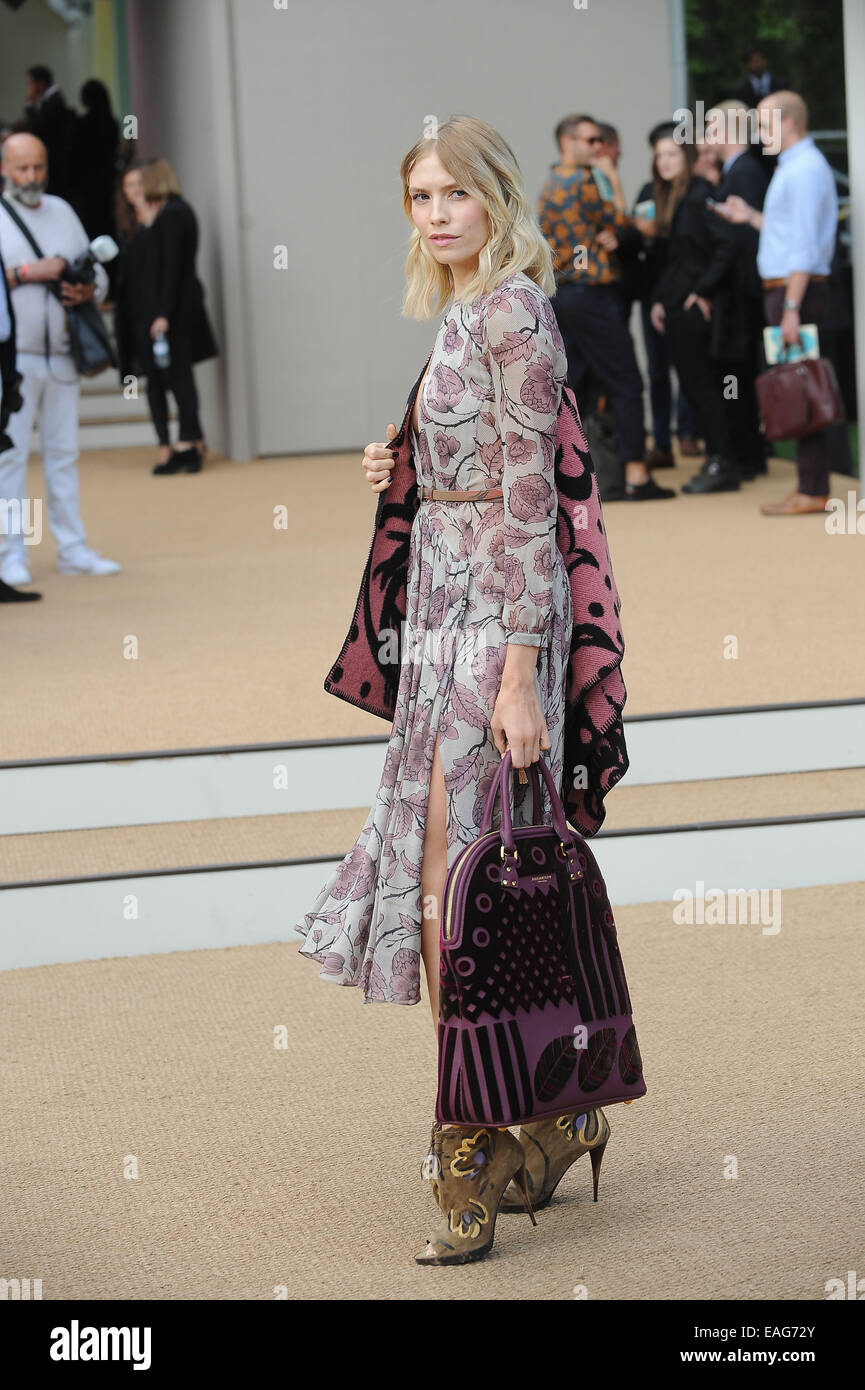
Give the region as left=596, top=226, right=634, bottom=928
left=288, top=270, right=573, bottom=1005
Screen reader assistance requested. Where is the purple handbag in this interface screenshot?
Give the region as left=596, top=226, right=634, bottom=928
left=436, top=749, right=647, bottom=1127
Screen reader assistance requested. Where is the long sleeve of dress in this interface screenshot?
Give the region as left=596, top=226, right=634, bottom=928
left=483, top=284, right=565, bottom=646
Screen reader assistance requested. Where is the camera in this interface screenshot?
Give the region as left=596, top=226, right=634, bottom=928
left=49, top=235, right=119, bottom=299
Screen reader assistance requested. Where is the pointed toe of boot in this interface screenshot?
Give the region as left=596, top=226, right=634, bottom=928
left=415, top=1122, right=536, bottom=1265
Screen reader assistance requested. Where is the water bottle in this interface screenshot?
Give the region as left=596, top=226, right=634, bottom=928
left=153, top=331, right=171, bottom=370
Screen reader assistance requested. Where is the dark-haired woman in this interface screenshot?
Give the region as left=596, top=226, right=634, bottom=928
left=650, top=135, right=741, bottom=492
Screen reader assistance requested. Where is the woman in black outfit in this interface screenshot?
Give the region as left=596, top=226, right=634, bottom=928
left=114, top=164, right=172, bottom=469
left=116, top=159, right=218, bottom=474
left=649, top=133, right=740, bottom=492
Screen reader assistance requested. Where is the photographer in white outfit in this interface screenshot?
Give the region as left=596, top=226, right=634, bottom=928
left=0, top=132, right=121, bottom=584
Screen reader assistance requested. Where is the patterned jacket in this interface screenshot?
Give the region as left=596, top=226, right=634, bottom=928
left=537, top=165, right=631, bottom=286
left=323, top=356, right=629, bottom=835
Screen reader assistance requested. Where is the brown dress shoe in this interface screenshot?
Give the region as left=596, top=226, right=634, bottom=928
left=646, top=445, right=674, bottom=468
left=677, top=435, right=703, bottom=457
left=760, top=491, right=829, bottom=516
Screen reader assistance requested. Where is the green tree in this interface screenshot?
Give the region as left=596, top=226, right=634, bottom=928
left=686, top=0, right=846, bottom=130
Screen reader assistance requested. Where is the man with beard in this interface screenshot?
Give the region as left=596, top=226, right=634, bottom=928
left=0, top=132, right=120, bottom=586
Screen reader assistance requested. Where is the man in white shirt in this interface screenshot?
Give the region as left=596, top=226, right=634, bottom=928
left=0, top=132, right=120, bottom=584
left=711, top=91, right=838, bottom=516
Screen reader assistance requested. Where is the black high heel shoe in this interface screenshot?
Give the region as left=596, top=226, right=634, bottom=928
left=152, top=447, right=202, bottom=476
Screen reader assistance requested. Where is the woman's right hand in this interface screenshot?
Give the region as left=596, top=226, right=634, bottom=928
left=650, top=301, right=666, bottom=335
left=362, top=422, right=399, bottom=492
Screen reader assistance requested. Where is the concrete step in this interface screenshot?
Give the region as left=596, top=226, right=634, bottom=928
left=3, top=702, right=863, bottom=969
left=1, top=808, right=862, bottom=968
left=2, top=766, right=864, bottom=885
left=79, top=367, right=121, bottom=394
left=3, top=700, right=863, bottom=837
left=75, top=395, right=174, bottom=425
left=78, top=420, right=166, bottom=449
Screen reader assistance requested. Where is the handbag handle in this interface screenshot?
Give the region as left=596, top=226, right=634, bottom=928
left=480, top=758, right=543, bottom=835
left=481, top=749, right=572, bottom=849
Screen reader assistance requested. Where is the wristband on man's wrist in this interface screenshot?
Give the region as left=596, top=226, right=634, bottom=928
left=782, top=299, right=801, bottom=312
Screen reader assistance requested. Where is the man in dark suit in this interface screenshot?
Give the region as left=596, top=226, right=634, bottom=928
left=0, top=240, right=41, bottom=602
left=681, top=99, right=770, bottom=491
left=731, top=47, right=787, bottom=108
left=22, top=65, right=74, bottom=201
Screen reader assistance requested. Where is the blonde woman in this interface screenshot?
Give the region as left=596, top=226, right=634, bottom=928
left=289, top=117, right=627, bottom=1266
left=132, top=159, right=218, bottom=473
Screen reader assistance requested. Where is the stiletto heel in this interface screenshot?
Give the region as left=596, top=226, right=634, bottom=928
left=500, top=1108, right=611, bottom=1213
left=513, top=1163, right=538, bottom=1226
left=589, top=1135, right=608, bottom=1201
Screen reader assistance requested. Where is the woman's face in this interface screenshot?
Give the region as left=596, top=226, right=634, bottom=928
left=408, top=150, right=490, bottom=276
left=694, top=138, right=719, bottom=179
left=123, top=171, right=144, bottom=216
left=654, top=137, right=687, bottom=181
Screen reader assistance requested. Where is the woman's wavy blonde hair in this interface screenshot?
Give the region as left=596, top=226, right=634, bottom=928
left=397, top=115, right=556, bottom=320
left=139, top=157, right=182, bottom=203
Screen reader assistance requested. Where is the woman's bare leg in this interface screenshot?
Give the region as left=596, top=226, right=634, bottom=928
left=420, top=733, right=448, bottom=1036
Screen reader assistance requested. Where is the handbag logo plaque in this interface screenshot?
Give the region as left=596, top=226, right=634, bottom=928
left=436, top=750, right=647, bottom=1128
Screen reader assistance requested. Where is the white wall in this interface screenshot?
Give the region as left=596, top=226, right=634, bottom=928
left=131, top=0, right=676, bottom=460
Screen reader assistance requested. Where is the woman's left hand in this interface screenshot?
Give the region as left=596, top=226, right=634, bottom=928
left=491, top=678, right=551, bottom=770
left=150, top=316, right=169, bottom=338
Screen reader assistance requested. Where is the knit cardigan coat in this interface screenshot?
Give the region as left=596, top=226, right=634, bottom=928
left=323, top=352, right=629, bottom=835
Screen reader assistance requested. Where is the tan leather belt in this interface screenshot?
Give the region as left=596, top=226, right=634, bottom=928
left=762, top=275, right=827, bottom=289
left=418, top=483, right=504, bottom=502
